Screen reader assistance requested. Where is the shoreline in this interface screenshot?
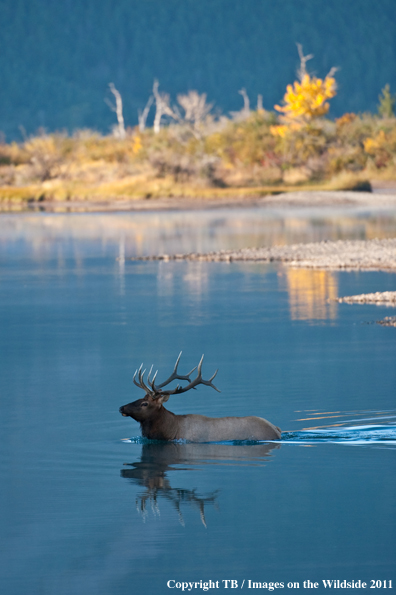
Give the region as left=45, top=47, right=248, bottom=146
left=1, top=189, right=396, bottom=213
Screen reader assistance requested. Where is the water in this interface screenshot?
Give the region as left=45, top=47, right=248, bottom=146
left=0, top=208, right=395, bottom=595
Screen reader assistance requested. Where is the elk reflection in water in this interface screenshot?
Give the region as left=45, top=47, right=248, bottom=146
left=121, top=441, right=280, bottom=526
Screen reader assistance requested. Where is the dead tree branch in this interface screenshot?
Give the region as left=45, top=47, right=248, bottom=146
left=177, top=91, right=213, bottom=138
left=152, top=80, right=178, bottom=134
left=296, top=43, right=314, bottom=81
left=138, top=95, right=154, bottom=132
left=238, top=88, right=250, bottom=114
left=105, top=83, right=126, bottom=139
left=230, top=88, right=251, bottom=121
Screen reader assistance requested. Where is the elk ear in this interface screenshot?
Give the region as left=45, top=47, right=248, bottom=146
left=156, top=393, right=170, bottom=404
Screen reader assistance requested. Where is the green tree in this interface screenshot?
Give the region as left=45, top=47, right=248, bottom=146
left=378, top=84, right=396, bottom=118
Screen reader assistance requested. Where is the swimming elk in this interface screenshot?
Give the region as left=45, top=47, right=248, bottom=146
left=119, top=353, right=281, bottom=441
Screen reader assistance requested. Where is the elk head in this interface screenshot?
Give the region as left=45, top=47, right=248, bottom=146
left=119, top=352, right=220, bottom=422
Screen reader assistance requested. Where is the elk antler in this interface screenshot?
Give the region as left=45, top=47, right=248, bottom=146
left=132, top=353, right=220, bottom=397
left=133, top=365, right=155, bottom=396
left=149, top=351, right=197, bottom=392
left=161, top=354, right=220, bottom=395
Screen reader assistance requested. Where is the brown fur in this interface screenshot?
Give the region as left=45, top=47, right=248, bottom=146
left=119, top=394, right=281, bottom=442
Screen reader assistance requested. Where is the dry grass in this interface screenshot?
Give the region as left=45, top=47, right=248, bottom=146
left=0, top=112, right=395, bottom=204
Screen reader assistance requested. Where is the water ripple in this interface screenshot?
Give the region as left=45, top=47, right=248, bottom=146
left=121, top=424, right=396, bottom=447
left=282, top=424, right=396, bottom=445
left=121, top=410, right=396, bottom=447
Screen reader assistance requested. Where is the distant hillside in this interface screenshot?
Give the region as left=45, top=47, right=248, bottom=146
left=1, top=0, right=395, bottom=139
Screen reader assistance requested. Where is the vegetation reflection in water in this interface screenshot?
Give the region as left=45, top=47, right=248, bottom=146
left=3, top=209, right=395, bottom=325
left=2, top=209, right=396, bottom=259
left=281, top=268, right=338, bottom=320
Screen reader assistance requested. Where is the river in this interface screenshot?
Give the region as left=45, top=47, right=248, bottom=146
left=0, top=206, right=395, bottom=595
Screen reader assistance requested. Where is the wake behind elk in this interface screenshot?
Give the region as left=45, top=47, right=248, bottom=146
left=119, top=353, right=281, bottom=441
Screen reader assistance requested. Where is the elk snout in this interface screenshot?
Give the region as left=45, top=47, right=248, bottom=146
left=119, top=406, right=128, bottom=417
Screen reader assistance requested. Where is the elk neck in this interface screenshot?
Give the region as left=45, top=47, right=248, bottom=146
left=140, top=404, right=180, bottom=441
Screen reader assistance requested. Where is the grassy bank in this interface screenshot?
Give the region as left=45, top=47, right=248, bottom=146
left=0, top=111, right=395, bottom=205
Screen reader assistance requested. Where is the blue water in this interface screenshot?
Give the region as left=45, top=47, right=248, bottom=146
left=0, top=210, right=395, bottom=595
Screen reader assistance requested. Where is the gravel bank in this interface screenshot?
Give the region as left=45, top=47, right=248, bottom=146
left=337, top=291, right=396, bottom=304
left=133, top=238, right=396, bottom=271
left=336, top=291, right=396, bottom=328
left=376, top=317, right=396, bottom=327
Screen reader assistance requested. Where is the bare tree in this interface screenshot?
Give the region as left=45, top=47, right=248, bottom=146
left=296, top=43, right=314, bottom=81
left=105, top=83, right=126, bottom=139
left=152, top=80, right=178, bottom=134
left=296, top=43, right=338, bottom=83
left=177, top=90, right=213, bottom=138
left=238, top=88, right=250, bottom=114
left=326, top=65, right=339, bottom=79
left=138, top=95, right=154, bottom=132
left=229, top=88, right=251, bottom=121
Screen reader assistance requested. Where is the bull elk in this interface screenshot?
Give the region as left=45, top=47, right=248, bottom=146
left=119, top=353, right=281, bottom=441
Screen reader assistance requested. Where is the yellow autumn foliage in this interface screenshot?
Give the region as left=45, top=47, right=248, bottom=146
left=335, top=113, right=356, bottom=127
left=275, top=74, right=337, bottom=121
left=132, top=135, right=142, bottom=154
left=1, top=103, right=396, bottom=200
left=270, top=122, right=302, bottom=137
left=363, top=130, right=387, bottom=154
left=269, top=125, right=289, bottom=137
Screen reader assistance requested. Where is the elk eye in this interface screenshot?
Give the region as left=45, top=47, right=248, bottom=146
left=141, top=402, right=148, bottom=407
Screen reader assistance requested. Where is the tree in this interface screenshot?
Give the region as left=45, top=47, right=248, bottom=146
left=176, top=90, right=213, bottom=138
left=138, top=95, right=154, bottom=132
left=378, top=84, right=396, bottom=118
left=152, top=80, right=177, bottom=134
left=105, top=83, right=126, bottom=139
left=274, top=45, right=337, bottom=122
